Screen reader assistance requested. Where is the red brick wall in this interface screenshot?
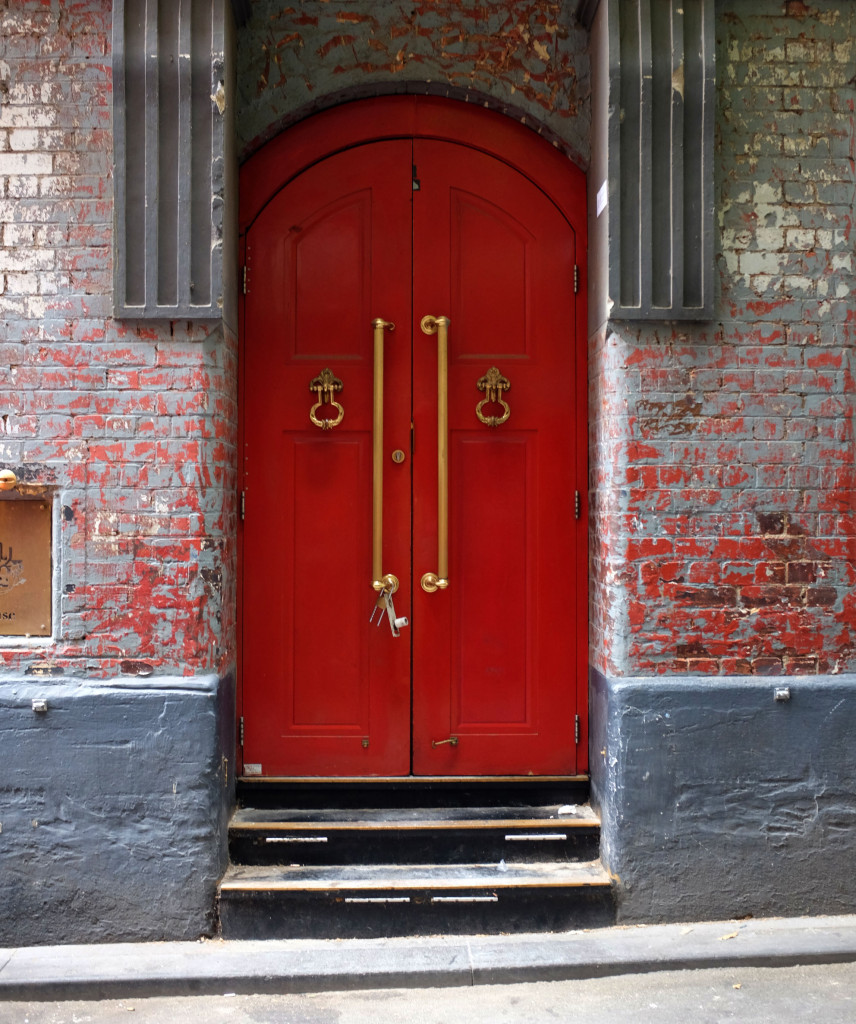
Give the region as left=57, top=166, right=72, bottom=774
left=0, top=1, right=238, bottom=678
left=589, top=1, right=855, bottom=677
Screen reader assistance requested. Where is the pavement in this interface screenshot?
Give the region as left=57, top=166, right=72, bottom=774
left=1, top=914, right=855, bottom=1001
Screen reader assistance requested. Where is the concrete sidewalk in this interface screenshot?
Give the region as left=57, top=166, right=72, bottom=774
left=1, top=915, right=855, bottom=1001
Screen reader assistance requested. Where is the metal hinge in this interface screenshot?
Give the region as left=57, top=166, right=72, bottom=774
left=574, top=490, right=581, bottom=519
left=575, top=714, right=580, bottom=745
left=239, top=716, right=244, bottom=746
left=243, top=265, right=248, bottom=294
left=240, top=490, right=246, bottom=520
left=412, top=164, right=421, bottom=191
left=574, top=265, right=579, bottom=293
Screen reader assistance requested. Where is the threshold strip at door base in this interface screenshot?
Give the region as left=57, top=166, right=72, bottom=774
left=237, top=774, right=590, bottom=784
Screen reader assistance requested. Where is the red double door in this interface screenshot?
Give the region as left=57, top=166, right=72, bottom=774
left=242, top=115, right=586, bottom=778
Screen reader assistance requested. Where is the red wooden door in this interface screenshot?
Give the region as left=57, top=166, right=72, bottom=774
left=242, top=141, right=413, bottom=776
left=411, top=140, right=579, bottom=775
left=241, top=115, right=585, bottom=778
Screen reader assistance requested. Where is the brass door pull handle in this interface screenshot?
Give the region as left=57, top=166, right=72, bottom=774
left=371, top=318, right=398, bottom=593
left=476, top=366, right=511, bottom=427
left=421, top=314, right=450, bottom=593
left=309, top=368, right=344, bottom=429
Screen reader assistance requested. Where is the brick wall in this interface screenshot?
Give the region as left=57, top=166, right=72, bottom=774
left=590, top=0, right=855, bottom=677
left=2, top=0, right=850, bottom=686
left=236, top=0, right=590, bottom=162
left=0, top=1, right=238, bottom=680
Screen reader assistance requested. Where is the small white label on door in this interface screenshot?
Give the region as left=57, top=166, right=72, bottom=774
left=243, top=763, right=262, bottom=776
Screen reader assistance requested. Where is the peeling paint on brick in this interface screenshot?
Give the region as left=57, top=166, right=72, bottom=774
left=235, top=0, right=590, bottom=164
left=0, top=1, right=238, bottom=682
left=590, top=1, right=856, bottom=678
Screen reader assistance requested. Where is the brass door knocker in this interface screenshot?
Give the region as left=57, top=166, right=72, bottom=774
left=309, top=368, right=344, bottom=429
left=476, top=366, right=511, bottom=427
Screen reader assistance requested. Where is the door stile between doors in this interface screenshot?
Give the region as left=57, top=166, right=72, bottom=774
left=239, top=101, right=587, bottom=780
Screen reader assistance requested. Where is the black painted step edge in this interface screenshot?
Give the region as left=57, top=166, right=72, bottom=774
left=237, top=776, right=591, bottom=810
left=218, top=886, right=615, bottom=940
left=229, top=828, right=600, bottom=867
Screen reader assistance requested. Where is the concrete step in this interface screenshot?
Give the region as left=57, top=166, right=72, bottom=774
left=229, top=803, right=600, bottom=866
left=218, top=860, right=614, bottom=939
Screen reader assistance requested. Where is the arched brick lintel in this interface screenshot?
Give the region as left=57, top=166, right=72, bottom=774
left=239, top=81, right=589, bottom=175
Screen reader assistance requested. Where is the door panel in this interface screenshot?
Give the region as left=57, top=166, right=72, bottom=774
left=292, top=192, right=373, bottom=358
left=242, top=130, right=581, bottom=778
left=452, top=433, right=532, bottom=726
left=450, top=191, right=532, bottom=356
left=291, top=435, right=368, bottom=726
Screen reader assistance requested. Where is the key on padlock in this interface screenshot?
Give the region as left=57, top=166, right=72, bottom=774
left=369, top=586, right=387, bottom=627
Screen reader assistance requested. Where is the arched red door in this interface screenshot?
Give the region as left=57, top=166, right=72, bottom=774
left=240, top=99, right=588, bottom=778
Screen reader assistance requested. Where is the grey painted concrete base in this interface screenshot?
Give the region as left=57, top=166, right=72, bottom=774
left=590, top=669, right=856, bottom=923
left=0, top=673, right=234, bottom=946
left=1, top=915, right=855, bottom=999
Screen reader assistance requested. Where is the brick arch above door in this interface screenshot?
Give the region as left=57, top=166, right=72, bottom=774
left=234, top=1, right=590, bottom=165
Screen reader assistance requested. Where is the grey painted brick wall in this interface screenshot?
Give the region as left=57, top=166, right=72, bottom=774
left=591, top=670, right=856, bottom=922
left=0, top=675, right=233, bottom=946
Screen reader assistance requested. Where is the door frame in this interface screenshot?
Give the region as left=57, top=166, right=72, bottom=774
left=237, top=95, right=589, bottom=777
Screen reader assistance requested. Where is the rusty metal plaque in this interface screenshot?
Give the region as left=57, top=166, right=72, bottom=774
left=0, top=500, right=52, bottom=637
